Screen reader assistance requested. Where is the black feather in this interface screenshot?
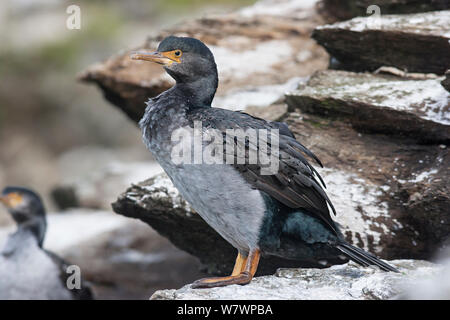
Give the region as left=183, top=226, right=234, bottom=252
left=336, top=241, right=399, bottom=273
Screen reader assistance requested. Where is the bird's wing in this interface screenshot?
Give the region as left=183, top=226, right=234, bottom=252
left=188, top=108, right=338, bottom=234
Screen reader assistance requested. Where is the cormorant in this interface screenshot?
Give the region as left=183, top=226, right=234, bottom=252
left=131, top=36, right=398, bottom=288
left=0, top=186, right=93, bottom=299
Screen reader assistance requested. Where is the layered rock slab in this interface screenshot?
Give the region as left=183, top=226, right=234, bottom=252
left=285, top=70, right=450, bottom=143
left=312, top=11, right=450, bottom=74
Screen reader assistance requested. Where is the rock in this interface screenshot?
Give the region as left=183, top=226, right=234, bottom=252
left=284, top=70, right=449, bottom=263
left=285, top=70, right=450, bottom=143
left=79, top=0, right=328, bottom=122
left=312, top=11, right=450, bottom=74
left=150, top=260, right=443, bottom=300
left=319, top=0, right=450, bottom=22
left=283, top=112, right=449, bottom=260
left=442, top=70, right=450, bottom=92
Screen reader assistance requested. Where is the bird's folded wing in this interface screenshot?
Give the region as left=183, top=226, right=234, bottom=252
left=189, top=108, right=338, bottom=234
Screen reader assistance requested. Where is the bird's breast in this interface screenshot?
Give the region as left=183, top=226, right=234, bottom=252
left=158, top=156, right=268, bottom=253
left=140, top=102, right=189, bottom=155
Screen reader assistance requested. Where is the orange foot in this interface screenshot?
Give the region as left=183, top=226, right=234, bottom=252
left=191, top=249, right=260, bottom=289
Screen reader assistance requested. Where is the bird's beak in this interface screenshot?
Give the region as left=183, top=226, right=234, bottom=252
left=0, top=195, right=8, bottom=207
left=0, top=193, right=22, bottom=208
left=130, top=51, right=175, bottom=66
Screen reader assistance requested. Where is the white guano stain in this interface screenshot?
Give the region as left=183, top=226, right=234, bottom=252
left=319, top=169, right=401, bottom=252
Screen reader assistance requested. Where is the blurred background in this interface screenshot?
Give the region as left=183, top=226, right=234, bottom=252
left=0, top=0, right=256, bottom=299
left=1, top=0, right=448, bottom=300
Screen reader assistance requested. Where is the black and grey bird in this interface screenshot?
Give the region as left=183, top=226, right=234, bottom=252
left=0, top=186, right=93, bottom=299
left=131, top=36, right=398, bottom=288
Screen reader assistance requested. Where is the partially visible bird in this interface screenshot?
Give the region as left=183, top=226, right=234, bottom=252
left=0, top=186, right=93, bottom=300
left=131, top=36, right=399, bottom=289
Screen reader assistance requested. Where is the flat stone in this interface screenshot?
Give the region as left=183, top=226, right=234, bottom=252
left=312, top=11, right=450, bottom=74
left=285, top=70, right=450, bottom=143
left=151, top=259, right=444, bottom=300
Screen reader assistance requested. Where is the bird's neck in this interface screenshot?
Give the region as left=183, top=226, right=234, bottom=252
left=173, top=74, right=218, bottom=108
left=15, top=213, right=47, bottom=248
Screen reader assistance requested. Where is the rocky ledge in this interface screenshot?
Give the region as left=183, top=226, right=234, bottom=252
left=313, top=10, right=450, bottom=74
left=285, top=70, right=450, bottom=143
left=151, top=260, right=446, bottom=300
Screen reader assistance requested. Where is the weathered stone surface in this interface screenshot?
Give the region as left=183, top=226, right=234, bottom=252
left=312, top=11, right=450, bottom=74
left=283, top=113, right=449, bottom=260
left=283, top=72, right=450, bottom=260
left=319, top=0, right=450, bottom=22
left=151, top=260, right=444, bottom=300
left=79, top=1, right=328, bottom=122
left=285, top=70, right=450, bottom=143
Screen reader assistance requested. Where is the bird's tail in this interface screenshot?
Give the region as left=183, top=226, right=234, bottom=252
left=336, top=241, right=399, bottom=273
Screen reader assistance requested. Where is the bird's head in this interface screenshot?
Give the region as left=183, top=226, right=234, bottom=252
left=131, top=36, right=217, bottom=85
left=0, top=186, right=45, bottom=225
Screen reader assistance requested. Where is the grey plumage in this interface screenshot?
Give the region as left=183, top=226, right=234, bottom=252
left=0, top=229, right=74, bottom=300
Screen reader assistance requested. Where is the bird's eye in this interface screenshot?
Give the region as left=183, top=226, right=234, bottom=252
left=174, top=50, right=182, bottom=57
